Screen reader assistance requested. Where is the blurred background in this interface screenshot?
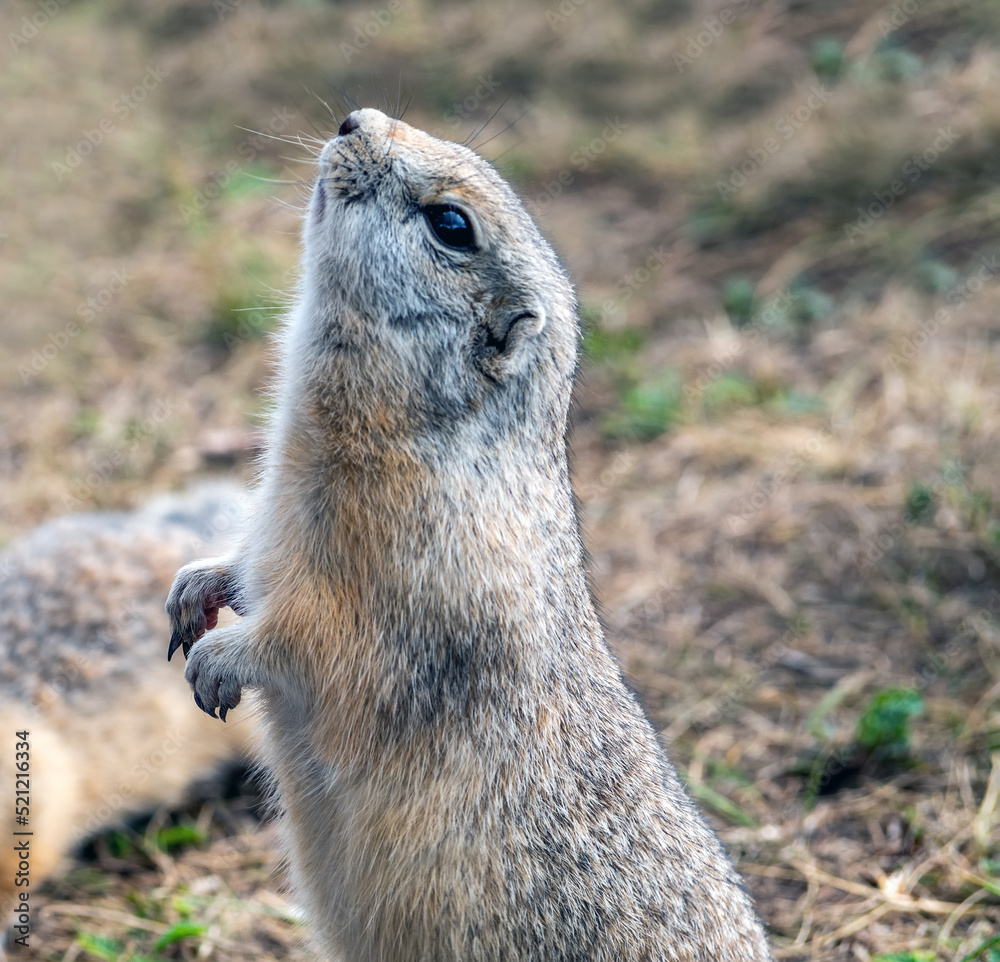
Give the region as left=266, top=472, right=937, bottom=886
left=2, top=0, right=1000, bottom=958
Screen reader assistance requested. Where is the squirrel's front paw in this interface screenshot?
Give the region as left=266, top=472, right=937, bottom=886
left=166, top=558, right=243, bottom=661
left=184, top=629, right=246, bottom=722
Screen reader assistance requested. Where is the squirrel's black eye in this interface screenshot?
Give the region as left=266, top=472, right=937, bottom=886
left=424, top=204, right=476, bottom=250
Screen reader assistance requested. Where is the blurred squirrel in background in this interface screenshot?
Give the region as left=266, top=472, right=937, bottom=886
left=0, top=485, right=255, bottom=928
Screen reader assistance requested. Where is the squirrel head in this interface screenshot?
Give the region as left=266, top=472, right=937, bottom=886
left=292, top=108, right=579, bottom=467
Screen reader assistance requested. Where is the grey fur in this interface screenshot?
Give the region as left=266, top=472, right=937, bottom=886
left=0, top=484, right=252, bottom=914
left=167, top=110, right=773, bottom=961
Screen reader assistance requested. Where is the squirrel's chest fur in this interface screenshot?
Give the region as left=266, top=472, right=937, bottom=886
left=250, top=448, right=593, bottom=759
left=256, top=569, right=716, bottom=962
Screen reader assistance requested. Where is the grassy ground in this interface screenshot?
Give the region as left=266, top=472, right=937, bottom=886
left=2, top=0, right=1000, bottom=958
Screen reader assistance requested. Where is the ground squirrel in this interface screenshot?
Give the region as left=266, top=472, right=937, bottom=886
left=167, top=108, right=773, bottom=960
left=0, top=486, right=252, bottom=924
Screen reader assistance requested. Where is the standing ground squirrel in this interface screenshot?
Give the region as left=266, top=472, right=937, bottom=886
left=0, top=486, right=252, bottom=921
left=167, top=108, right=773, bottom=960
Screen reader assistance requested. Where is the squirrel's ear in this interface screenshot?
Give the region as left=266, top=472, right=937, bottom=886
left=476, top=298, right=547, bottom=381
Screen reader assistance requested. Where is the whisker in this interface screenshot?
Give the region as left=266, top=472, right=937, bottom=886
left=233, top=126, right=319, bottom=150
left=472, top=107, right=531, bottom=154
left=253, top=179, right=315, bottom=187
left=305, top=86, right=341, bottom=127
left=463, top=96, right=510, bottom=149
left=486, top=140, right=524, bottom=164
left=271, top=197, right=310, bottom=215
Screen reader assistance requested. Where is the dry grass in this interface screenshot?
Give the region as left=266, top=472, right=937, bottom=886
left=2, top=0, right=999, bottom=958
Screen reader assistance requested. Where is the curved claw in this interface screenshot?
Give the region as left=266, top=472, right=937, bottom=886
left=193, top=692, right=217, bottom=719
left=185, top=629, right=245, bottom=723
left=217, top=680, right=243, bottom=722
left=165, top=560, right=241, bottom=664
left=167, top=630, right=188, bottom=662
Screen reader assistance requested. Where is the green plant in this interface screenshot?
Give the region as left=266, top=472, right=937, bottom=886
left=812, top=38, right=845, bottom=79
left=702, top=373, right=760, bottom=414
left=77, top=933, right=125, bottom=962
left=153, top=921, right=207, bottom=952
left=71, top=408, right=102, bottom=438
left=104, top=830, right=139, bottom=860
left=154, top=822, right=208, bottom=853
left=870, top=45, right=924, bottom=83
left=601, top=372, right=683, bottom=441
left=961, top=934, right=1000, bottom=962
left=787, top=285, right=834, bottom=325
left=721, top=276, right=756, bottom=325
left=856, top=687, right=924, bottom=757
left=75, top=919, right=206, bottom=961
left=685, top=778, right=758, bottom=827
left=913, top=259, right=959, bottom=295
left=904, top=483, right=936, bottom=524
left=581, top=323, right=646, bottom=362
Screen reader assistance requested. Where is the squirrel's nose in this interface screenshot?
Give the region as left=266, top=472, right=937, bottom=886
left=338, top=113, right=361, bottom=136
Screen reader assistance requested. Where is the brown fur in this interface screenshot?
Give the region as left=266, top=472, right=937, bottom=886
left=167, top=109, right=773, bottom=961
left=0, top=487, right=253, bottom=925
